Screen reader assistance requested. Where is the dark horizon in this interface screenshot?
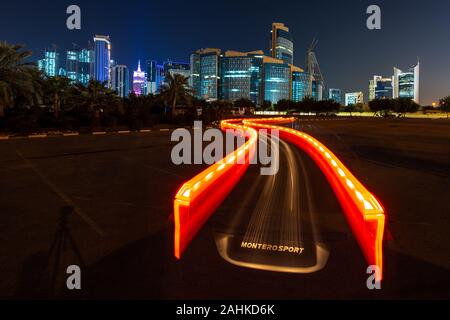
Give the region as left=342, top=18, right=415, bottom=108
left=1, top=0, right=449, bottom=104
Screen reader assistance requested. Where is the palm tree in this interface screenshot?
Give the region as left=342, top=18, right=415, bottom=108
left=78, top=80, right=119, bottom=128
left=159, top=74, right=192, bottom=116
left=42, top=76, right=71, bottom=120
left=0, top=42, right=39, bottom=117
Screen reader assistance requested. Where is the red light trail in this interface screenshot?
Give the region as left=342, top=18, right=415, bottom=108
left=172, top=118, right=386, bottom=282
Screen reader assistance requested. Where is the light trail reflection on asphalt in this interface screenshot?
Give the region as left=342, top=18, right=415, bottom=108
left=214, top=134, right=330, bottom=273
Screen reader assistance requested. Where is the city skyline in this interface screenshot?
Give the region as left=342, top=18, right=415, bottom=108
left=1, top=0, right=449, bottom=104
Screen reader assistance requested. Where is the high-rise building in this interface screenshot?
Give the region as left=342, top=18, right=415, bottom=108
left=111, top=65, right=130, bottom=98
left=37, top=50, right=60, bottom=77
left=66, top=51, right=78, bottom=82
left=393, top=62, right=420, bottom=104
left=263, top=56, right=291, bottom=104
left=164, top=61, right=190, bottom=79
left=191, top=47, right=304, bottom=105
left=63, top=49, right=94, bottom=85
left=78, top=49, right=94, bottom=85
left=93, top=35, right=111, bottom=86
left=146, top=60, right=158, bottom=94
left=329, top=88, right=342, bottom=104
left=377, top=79, right=393, bottom=100
left=345, top=92, right=364, bottom=106
left=220, top=51, right=252, bottom=101
left=191, top=48, right=221, bottom=101
left=248, top=51, right=264, bottom=105
left=156, top=64, right=165, bottom=93
left=190, top=53, right=201, bottom=98
left=270, top=23, right=294, bottom=65
left=132, top=61, right=147, bottom=96
left=369, top=76, right=393, bottom=101
left=291, top=68, right=310, bottom=102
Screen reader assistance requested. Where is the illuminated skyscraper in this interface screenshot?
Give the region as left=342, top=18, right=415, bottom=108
left=37, top=50, right=60, bottom=77
left=132, top=61, right=146, bottom=96
left=190, top=53, right=201, bottom=98
left=345, top=92, right=364, bottom=106
left=164, top=61, right=190, bottom=79
left=329, top=88, right=342, bottom=104
left=248, top=52, right=264, bottom=105
left=63, top=49, right=94, bottom=85
left=66, top=51, right=78, bottom=82
left=393, top=62, right=420, bottom=104
left=146, top=60, right=157, bottom=94
left=191, top=48, right=221, bottom=101
left=369, top=76, right=393, bottom=101
left=263, top=56, right=291, bottom=104
left=292, top=70, right=311, bottom=102
left=78, top=49, right=94, bottom=85
left=220, top=51, right=252, bottom=101
left=111, top=65, right=130, bottom=98
left=93, top=35, right=111, bottom=86
left=270, top=23, right=294, bottom=65
left=156, top=64, right=165, bottom=93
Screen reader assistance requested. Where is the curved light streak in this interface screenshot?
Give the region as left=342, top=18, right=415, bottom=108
left=243, top=117, right=386, bottom=282
left=173, top=119, right=263, bottom=259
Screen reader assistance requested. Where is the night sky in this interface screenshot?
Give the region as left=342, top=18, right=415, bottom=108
left=1, top=0, right=449, bottom=104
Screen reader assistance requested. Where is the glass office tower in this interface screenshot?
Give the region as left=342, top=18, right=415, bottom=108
left=270, top=23, right=294, bottom=65
left=78, top=49, right=94, bottom=85
left=164, top=61, right=191, bottom=79
left=190, top=53, right=201, bottom=98
left=66, top=51, right=78, bottom=82
left=93, top=35, right=111, bottom=86
left=329, top=88, right=342, bottom=104
left=393, top=62, right=420, bottom=104
left=345, top=92, right=364, bottom=106
left=220, top=54, right=252, bottom=101
left=292, top=71, right=312, bottom=102
left=146, top=60, right=158, bottom=94
left=37, top=50, right=60, bottom=77
left=111, top=65, right=130, bottom=98
left=375, top=79, right=393, bottom=99
left=198, top=49, right=221, bottom=101
left=263, top=62, right=291, bottom=104
left=248, top=52, right=264, bottom=105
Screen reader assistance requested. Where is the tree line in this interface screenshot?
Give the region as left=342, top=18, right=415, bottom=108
left=2, top=41, right=450, bottom=134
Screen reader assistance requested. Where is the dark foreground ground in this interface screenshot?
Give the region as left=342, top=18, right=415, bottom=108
left=0, top=118, right=449, bottom=299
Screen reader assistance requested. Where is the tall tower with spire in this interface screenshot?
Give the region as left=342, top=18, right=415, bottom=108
left=133, top=60, right=147, bottom=95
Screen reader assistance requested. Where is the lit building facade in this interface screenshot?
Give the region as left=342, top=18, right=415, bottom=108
left=37, top=50, right=60, bottom=77
left=78, top=49, right=94, bottom=85
left=190, top=53, right=201, bottom=97
left=132, top=61, right=146, bottom=96
left=146, top=60, right=158, bottom=94
left=191, top=47, right=304, bottom=105
left=164, top=61, right=190, bottom=79
left=291, top=70, right=310, bottom=102
left=369, top=76, right=393, bottom=101
left=111, top=65, right=130, bottom=98
left=93, top=35, right=111, bottom=86
left=66, top=51, right=78, bottom=82
left=248, top=52, right=264, bottom=105
left=270, top=23, right=294, bottom=65
left=345, top=92, right=364, bottom=106
left=220, top=51, right=252, bottom=101
left=393, top=62, right=420, bottom=104
left=63, top=49, right=94, bottom=85
left=329, top=88, right=342, bottom=104
left=375, top=79, right=393, bottom=100
left=190, top=48, right=221, bottom=101
left=263, top=58, right=291, bottom=104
